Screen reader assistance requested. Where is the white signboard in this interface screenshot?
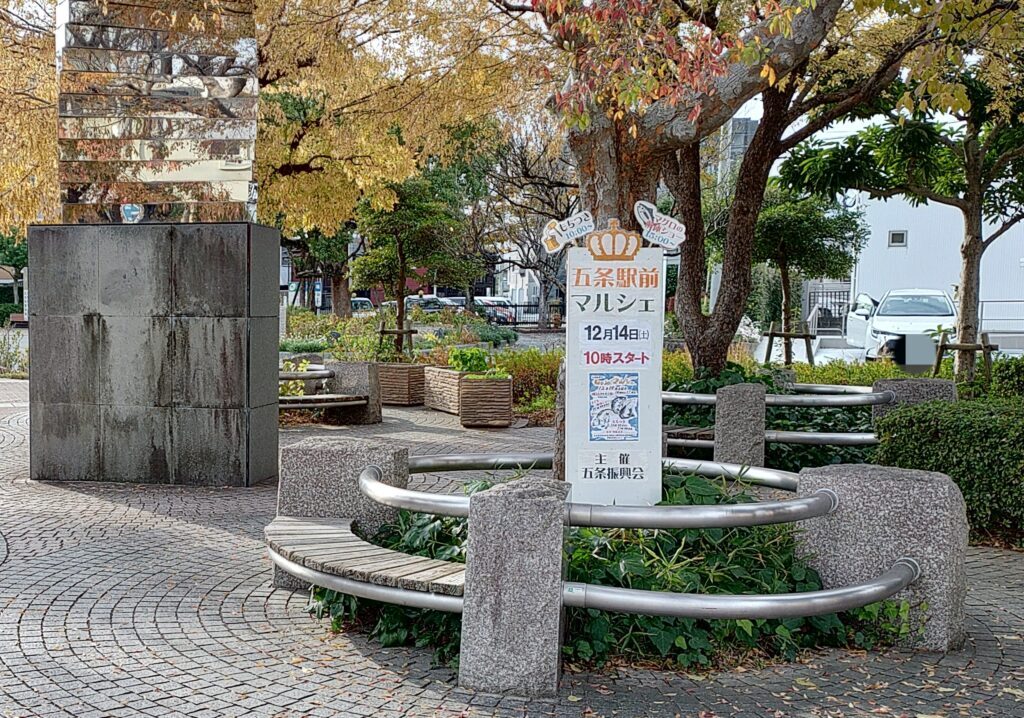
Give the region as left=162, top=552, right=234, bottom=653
left=634, top=201, right=686, bottom=249
left=542, top=210, right=595, bottom=254
left=565, top=228, right=664, bottom=506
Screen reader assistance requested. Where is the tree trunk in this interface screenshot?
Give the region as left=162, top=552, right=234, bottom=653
left=568, top=120, right=662, bottom=228
left=955, top=205, right=984, bottom=381
left=11, top=275, right=19, bottom=306
left=537, top=275, right=550, bottom=329
left=330, top=269, right=352, bottom=319
left=779, top=261, right=793, bottom=365
left=666, top=88, right=791, bottom=375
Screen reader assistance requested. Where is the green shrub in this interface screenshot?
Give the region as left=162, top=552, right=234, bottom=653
left=307, top=473, right=917, bottom=668
left=0, top=303, right=23, bottom=324
left=495, top=347, right=563, bottom=404
left=448, top=347, right=489, bottom=373
left=791, top=359, right=907, bottom=387
left=516, top=384, right=556, bottom=414
left=475, top=323, right=518, bottom=347
left=279, top=337, right=329, bottom=353
left=875, top=399, right=1024, bottom=543
left=992, top=356, right=1024, bottom=398
left=663, top=363, right=875, bottom=472
left=662, top=350, right=694, bottom=386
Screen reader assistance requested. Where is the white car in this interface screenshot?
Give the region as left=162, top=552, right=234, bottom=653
left=846, top=288, right=957, bottom=359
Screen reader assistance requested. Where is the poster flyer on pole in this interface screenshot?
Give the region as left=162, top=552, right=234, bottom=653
left=567, top=220, right=669, bottom=506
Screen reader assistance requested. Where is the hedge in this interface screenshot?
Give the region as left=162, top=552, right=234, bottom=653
left=875, top=400, right=1024, bottom=543
left=0, top=303, right=23, bottom=324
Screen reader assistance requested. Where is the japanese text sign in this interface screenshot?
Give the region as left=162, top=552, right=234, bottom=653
left=566, top=219, right=664, bottom=506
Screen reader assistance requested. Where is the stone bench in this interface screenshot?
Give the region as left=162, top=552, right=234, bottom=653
left=278, top=360, right=381, bottom=424
left=266, top=516, right=465, bottom=595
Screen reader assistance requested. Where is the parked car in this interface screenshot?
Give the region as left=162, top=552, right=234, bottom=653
left=351, top=297, right=375, bottom=316
left=405, top=294, right=445, bottom=313
left=439, top=296, right=468, bottom=312
left=846, top=288, right=957, bottom=359
left=473, top=296, right=515, bottom=324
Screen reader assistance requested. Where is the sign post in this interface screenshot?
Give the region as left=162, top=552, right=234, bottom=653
left=564, top=220, right=665, bottom=506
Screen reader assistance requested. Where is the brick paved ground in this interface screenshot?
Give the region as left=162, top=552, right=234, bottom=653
left=1, top=377, right=1023, bottom=717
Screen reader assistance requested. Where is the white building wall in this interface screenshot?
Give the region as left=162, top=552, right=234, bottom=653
left=853, top=194, right=1024, bottom=331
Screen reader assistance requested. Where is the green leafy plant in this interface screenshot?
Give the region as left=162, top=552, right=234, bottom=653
left=279, top=337, right=330, bottom=353
left=448, top=347, right=489, bottom=373
left=494, top=347, right=562, bottom=404
left=278, top=359, right=310, bottom=397
left=0, top=303, right=22, bottom=324
left=875, top=399, right=1024, bottom=545
left=791, top=359, right=907, bottom=386
left=463, top=370, right=511, bottom=380
left=307, top=474, right=919, bottom=668
left=992, top=356, right=1024, bottom=399
left=0, top=321, right=27, bottom=377
left=474, top=323, right=518, bottom=347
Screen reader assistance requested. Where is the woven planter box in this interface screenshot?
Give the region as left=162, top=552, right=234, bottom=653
left=424, top=366, right=465, bottom=414
left=459, top=377, right=513, bottom=428
left=378, top=363, right=425, bottom=406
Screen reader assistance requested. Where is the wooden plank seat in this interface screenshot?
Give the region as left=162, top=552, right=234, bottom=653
left=265, top=516, right=465, bottom=596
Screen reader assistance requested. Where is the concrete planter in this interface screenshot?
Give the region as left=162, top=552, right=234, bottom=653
left=459, top=377, right=513, bottom=428
left=378, top=363, right=425, bottom=405
left=425, top=366, right=465, bottom=414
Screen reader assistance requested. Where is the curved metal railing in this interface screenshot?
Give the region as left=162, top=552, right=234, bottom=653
left=662, top=388, right=895, bottom=408
left=667, top=431, right=880, bottom=449
left=408, top=454, right=553, bottom=473
left=361, top=454, right=807, bottom=525
left=319, top=453, right=924, bottom=621
left=664, top=457, right=799, bottom=491
left=562, top=558, right=920, bottom=619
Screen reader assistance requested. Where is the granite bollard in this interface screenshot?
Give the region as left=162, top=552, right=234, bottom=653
left=273, top=437, right=408, bottom=589
left=797, top=464, right=968, bottom=651
left=458, top=479, right=569, bottom=697
left=323, top=361, right=382, bottom=425
left=872, top=378, right=957, bottom=421
left=714, top=383, right=766, bottom=466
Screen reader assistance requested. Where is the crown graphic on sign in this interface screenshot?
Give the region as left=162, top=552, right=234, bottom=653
left=584, top=219, right=642, bottom=261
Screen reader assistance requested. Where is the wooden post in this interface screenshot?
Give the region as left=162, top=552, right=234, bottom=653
left=763, top=322, right=776, bottom=364
left=802, top=321, right=815, bottom=367
left=981, top=332, right=993, bottom=386
left=932, top=332, right=949, bottom=377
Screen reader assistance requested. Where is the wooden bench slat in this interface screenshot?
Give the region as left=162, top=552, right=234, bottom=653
left=266, top=517, right=465, bottom=596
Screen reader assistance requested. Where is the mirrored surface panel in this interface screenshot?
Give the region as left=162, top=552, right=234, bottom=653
left=58, top=0, right=257, bottom=223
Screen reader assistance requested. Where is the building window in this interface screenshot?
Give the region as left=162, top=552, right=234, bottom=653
left=888, top=230, right=908, bottom=247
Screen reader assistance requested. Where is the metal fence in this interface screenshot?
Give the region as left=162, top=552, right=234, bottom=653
left=806, top=288, right=850, bottom=335
left=485, top=302, right=566, bottom=328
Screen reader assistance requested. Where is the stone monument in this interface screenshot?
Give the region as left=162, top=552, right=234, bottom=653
left=29, top=0, right=278, bottom=486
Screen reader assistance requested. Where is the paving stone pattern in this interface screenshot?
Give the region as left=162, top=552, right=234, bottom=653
left=1, top=379, right=1023, bottom=717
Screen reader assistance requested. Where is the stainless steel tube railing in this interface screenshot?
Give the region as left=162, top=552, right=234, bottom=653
left=562, top=558, right=920, bottom=619
left=765, top=430, right=879, bottom=446
left=279, top=370, right=334, bottom=380
left=407, top=453, right=553, bottom=473
left=663, top=458, right=799, bottom=491
left=360, top=465, right=471, bottom=517
left=662, top=389, right=895, bottom=408
left=567, top=489, right=837, bottom=529
left=361, top=455, right=806, bottom=522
